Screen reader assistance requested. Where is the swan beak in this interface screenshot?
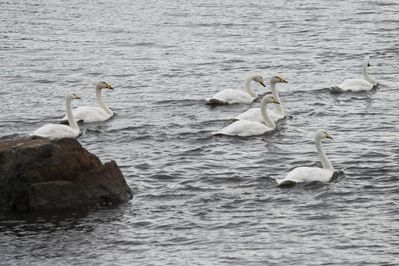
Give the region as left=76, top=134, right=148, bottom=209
left=279, top=77, right=288, bottom=83
left=76, top=96, right=81, bottom=100
left=107, top=85, right=114, bottom=90
left=273, top=99, right=280, bottom=104
left=259, top=80, right=266, bottom=87
left=325, top=133, right=333, bottom=139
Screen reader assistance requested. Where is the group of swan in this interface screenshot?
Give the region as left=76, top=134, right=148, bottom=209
left=31, top=55, right=376, bottom=186
left=208, top=55, right=377, bottom=185
left=32, top=81, right=114, bottom=139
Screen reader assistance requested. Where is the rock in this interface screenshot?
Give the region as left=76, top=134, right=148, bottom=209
left=0, top=138, right=133, bottom=212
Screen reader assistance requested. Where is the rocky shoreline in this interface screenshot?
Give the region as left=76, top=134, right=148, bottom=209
left=0, top=138, right=132, bottom=212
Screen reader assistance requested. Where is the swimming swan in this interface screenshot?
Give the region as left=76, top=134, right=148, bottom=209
left=234, top=76, right=288, bottom=122
left=276, top=131, right=334, bottom=185
left=330, top=55, right=378, bottom=92
left=206, top=74, right=266, bottom=105
left=212, top=95, right=279, bottom=137
left=32, top=93, right=81, bottom=139
left=60, top=81, right=114, bottom=123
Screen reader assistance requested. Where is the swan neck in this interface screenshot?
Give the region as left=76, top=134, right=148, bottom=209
left=244, top=77, right=257, bottom=98
left=96, top=88, right=112, bottom=115
left=362, top=63, right=375, bottom=85
left=66, top=98, right=79, bottom=131
left=315, top=138, right=333, bottom=170
left=260, top=100, right=276, bottom=129
left=270, top=81, right=284, bottom=115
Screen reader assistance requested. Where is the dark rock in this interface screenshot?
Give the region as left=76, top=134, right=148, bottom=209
left=0, top=138, right=133, bottom=212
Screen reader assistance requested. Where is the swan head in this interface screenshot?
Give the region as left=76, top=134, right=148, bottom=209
left=316, top=130, right=333, bottom=141
left=252, top=75, right=266, bottom=87
left=66, top=93, right=81, bottom=100
left=364, top=55, right=371, bottom=67
left=262, top=94, right=280, bottom=105
left=270, top=75, right=288, bottom=84
left=96, top=81, right=114, bottom=90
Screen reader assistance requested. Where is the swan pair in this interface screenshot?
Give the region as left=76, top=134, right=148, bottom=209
left=32, top=81, right=114, bottom=140
left=330, top=55, right=378, bottom=92
left=212, top=75, right=288, bottom=137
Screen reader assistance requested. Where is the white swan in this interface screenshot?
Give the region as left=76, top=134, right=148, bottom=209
left=32, top=93, right=81, bottom=139
left=276, top=131, right=334, bottom=185
left=330, top=55, right=378, bottom=92
left=60, top=81, right=114, bottom=123
left=234, top=76, right=288, bottom=123
left=212, top=95, right=279, bottom=137
left=206, top=74, right=266, bottom=105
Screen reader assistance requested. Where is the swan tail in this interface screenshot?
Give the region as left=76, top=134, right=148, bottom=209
left=211, top=131, right=224, bottom=136
left=277, top=179, right=297, bottom=187
left=206, top=98, right=227, bottom=106
left=329, top=86, right=344, bottom=93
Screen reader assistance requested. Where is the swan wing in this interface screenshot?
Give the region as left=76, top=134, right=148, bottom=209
left=61, top=107, right=111, bottom=123
left=235, top=108, right=284, bottom=123
left=276, top=167, right=333, bottom=185
left=213, top=120, right=269, bottom=137
left=235, top=108, right=261, bottom=121
left=333, top=78, right=373, bottom=92
left=207, top=89, right=254, bottom=104
left=33, top=124, right=80, bottom=139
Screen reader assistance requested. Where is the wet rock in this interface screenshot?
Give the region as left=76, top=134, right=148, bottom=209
left=0, top=138, right=132, bottom=212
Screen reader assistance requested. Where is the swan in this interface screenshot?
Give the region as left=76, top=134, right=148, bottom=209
left=275, top=131, right=334, bottom=185
left=206, top=74, right=266, bottom=105
left=212, top=95, right=279, bottom=137
left=32, top=93, right=81, bottom=139
left=330, top=55, right=378, bottom=92
left=234, top=76, right=288, bottom=122
left=60, top=81, right=114, bottom=123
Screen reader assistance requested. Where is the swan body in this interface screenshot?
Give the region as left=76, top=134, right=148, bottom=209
left=279, top=167, right=334, bottom=185
left=60, top=81, right=113, bottom=123
left=331, top=55, right=378, bottom=92
left=235, top=108, right=283, bottom=123
left=213, top=94, right=279, bottom=137
left=33, top=93, right=81, bottom=139
left=207, top=74, right=266, bottom=105
left=276, top=131, right=334, bottom=185
left=234, top=76, right=288, bottom=122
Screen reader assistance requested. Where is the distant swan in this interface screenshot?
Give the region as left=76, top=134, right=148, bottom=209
left=60, top=81, right=114, bottom=123
left=206, top=74, right=266, bottom=105
left=33, top=93, right=81, bottom=139
left=276, top=131, right=334, bottom=185
left=234, top=76, right=288, bottom=122
left=212, top=95, right=279, bottom=137
left=330, top=55, right=378, bottom=92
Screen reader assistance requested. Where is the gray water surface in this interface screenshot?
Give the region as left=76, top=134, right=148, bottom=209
left=1, top=0, right=399, bottom=265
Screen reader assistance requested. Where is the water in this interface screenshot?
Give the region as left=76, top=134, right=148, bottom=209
left=1, top=0, right=399, bottom=265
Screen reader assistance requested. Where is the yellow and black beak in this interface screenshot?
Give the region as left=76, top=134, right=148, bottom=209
left=107, top=84, right=114, bottom=90
left=325, top=132, right=333, bottom=139
left=279, top=77, right=288, bottom=83
left=273, top=99, right=280, bottom=104
left=259, top=80, right=266, bottom=87
left=76, top=95, right=81, bottom=100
